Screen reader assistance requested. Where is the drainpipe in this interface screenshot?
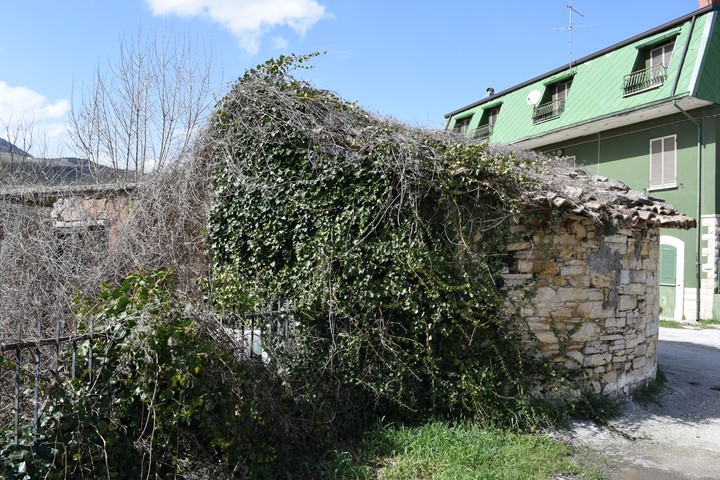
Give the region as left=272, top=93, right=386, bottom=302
left=673, top=101, right=702, bottom=321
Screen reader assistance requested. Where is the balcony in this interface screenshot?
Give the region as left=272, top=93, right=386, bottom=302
left=472, top=124, right=493, bottom=139
left=623, top=64, right=667, bottom=96
left=532, top=100, right=565, bottom=124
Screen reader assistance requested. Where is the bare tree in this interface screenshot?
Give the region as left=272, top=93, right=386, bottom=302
left=69, top=26, right=215, bottom=179
left=0, top=25, right=218, bottom=338
left=0, top=114, right=36, bottom=183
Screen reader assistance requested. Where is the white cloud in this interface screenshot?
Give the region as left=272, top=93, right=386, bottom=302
left=0, top=82, right=68, bottom=123
left=272, top=36, right=289, bottom=50
left=0, top=82, right=70, bottom=156
left=146, top=0, right=329, bottom=53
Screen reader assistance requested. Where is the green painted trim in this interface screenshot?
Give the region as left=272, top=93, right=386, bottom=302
left=482, top=101, right=503, bottom=110
left=634, top=28, right=682, bottom=49
left=507, top=93, right=694, bottom=146
left=543, top=69, right=577, bottom=86
left=689, top=11, right=717, bottom=98
left=444, top=9, right=712, bottom=119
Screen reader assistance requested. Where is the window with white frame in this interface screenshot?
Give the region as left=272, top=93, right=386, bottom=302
left=649, top=135, right=676, bottom=189
left=554, top=80, right=572, bottom=104
left=650, top=41, right=674, bottom=69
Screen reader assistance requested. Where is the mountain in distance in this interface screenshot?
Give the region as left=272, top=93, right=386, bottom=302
left=0, top=138, right=30, bottom=157
left=0, top=138, right=117, bottom=184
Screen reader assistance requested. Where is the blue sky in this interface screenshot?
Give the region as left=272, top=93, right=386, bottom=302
left=0, top=0, right=701, bottom=156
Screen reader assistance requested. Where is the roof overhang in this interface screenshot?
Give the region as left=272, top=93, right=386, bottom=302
left=444, top=6, right=714, bottom=120
left=0, top=183, right=137, bottom=207
left=509, top=95, right=713, bottom=150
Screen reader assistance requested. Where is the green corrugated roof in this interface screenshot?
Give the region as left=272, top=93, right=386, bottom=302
left=694, top=15, right=720, bottom=102
left=447, top=9, right=716, bottom=145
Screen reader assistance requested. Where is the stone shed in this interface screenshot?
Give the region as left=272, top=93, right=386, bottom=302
left=505, top=168, right=695, bottom=397
left=0, top=183, right=135, bottom=251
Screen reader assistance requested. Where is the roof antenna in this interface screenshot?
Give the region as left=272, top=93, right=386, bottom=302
left=552, top=2, right=595, bottom=67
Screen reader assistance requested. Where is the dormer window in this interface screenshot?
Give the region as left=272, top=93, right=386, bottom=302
left=474, top=106, right=500, bottom=139
left=453, top=115, right=472, bottom=135
left=532, top=79, right=572, bottom=124
left=623, top=39, right=675, bottom=96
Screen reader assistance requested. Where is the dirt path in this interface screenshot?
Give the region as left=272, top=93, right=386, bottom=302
left=560, top=326, right=720, bottom=479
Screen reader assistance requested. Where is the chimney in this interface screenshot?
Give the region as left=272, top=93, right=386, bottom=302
left=699, top=0, right=720, bottom=8
left=486, top=87, right=495, bottom=97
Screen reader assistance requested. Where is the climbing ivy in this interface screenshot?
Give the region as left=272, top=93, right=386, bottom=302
left=0, top=271, right=303, bottom=479
left=206, top=54, right=548, bottom=427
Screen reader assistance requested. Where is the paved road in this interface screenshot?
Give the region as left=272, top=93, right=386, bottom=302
left=561, top=326, right=720, bottom=479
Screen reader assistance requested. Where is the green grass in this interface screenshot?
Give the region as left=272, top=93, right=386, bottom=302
left=659, top=320, right=685, bottom=329
left=321, top=422, right=600, bottom=479
left=699, top=319, right=720, bottom=329
left=660, top=319, right=720, bottom=329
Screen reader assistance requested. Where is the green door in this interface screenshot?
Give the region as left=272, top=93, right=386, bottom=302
left=659, top=244, right=677, bottom=319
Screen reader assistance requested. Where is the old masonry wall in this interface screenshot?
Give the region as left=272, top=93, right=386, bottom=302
left=503, top=216, right=659, bottom=397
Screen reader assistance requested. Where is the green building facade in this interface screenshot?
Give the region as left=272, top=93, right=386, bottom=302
left=445, top=2, right=720, bottom=320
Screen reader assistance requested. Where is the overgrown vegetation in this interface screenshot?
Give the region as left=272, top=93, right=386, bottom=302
left=1, top=272, right=317, bottom=479
left=632, top=369, right=667, bottom=407
left=1, top=54, right=612, bottom=478
left=206, top=53, right=556, bottom=429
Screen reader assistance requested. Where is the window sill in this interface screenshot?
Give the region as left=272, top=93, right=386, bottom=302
left=532, top=114, right=562, bottom=125
left=648, top=183, right=677, bottom=192
left=622, top=84, right=663, bottom=97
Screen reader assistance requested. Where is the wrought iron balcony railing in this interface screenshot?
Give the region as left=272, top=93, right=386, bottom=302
left=623, top=64, right=667, bottom=96
left=472, top=124, right=493, bottom=139
left=532, top=100, right=565, bottom=124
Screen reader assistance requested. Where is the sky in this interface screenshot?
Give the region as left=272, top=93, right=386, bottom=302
left=0, top=0, right=701, bottom=157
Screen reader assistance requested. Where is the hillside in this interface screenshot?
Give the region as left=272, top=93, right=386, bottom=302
left=0, top=139, right=117, bottom=184
left=0, top=138, right=30, bottom=157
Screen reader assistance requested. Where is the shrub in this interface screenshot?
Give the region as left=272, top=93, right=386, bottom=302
left=1, top=271, right=307, bottom=479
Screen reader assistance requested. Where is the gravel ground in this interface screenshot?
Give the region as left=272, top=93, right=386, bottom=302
left=558, top=326, right=720, bottom=479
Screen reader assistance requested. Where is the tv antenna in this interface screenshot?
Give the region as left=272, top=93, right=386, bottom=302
left=551, top=2, right=596, bottom=67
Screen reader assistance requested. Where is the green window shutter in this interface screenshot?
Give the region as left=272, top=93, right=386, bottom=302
left=659, top=244, right=677, bottom=285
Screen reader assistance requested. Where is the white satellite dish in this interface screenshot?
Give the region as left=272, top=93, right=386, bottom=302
left=526, top=89, right=542, bottom=106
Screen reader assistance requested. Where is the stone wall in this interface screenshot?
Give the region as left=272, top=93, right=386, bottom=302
left=51, top=195, right=129, bottom=247
left=699, top=214, right=720, bottom=320
left=503, top=216, right=659, bottom=397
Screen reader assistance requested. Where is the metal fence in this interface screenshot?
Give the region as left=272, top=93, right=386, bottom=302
left=532, top=99, right=566, bottom=124
left=0, top=301, right=296, bottom=446
left=622, top=64, right=668, bottom=96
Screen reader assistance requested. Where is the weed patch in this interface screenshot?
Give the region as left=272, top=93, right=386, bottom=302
left=633, top=369, right=667, bottom=407
left=660, top=320, right=685, bottom=329
left=699, top=319, right=720, bottom=329
left=322, top=422, right=601, bottom=480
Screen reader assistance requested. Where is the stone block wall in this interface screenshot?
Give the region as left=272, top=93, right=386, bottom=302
left=503, top=216, right=660, bottom=397
left=699, top=214, right=720, bottom=320
left=51, top=195, right=129, bottom=247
